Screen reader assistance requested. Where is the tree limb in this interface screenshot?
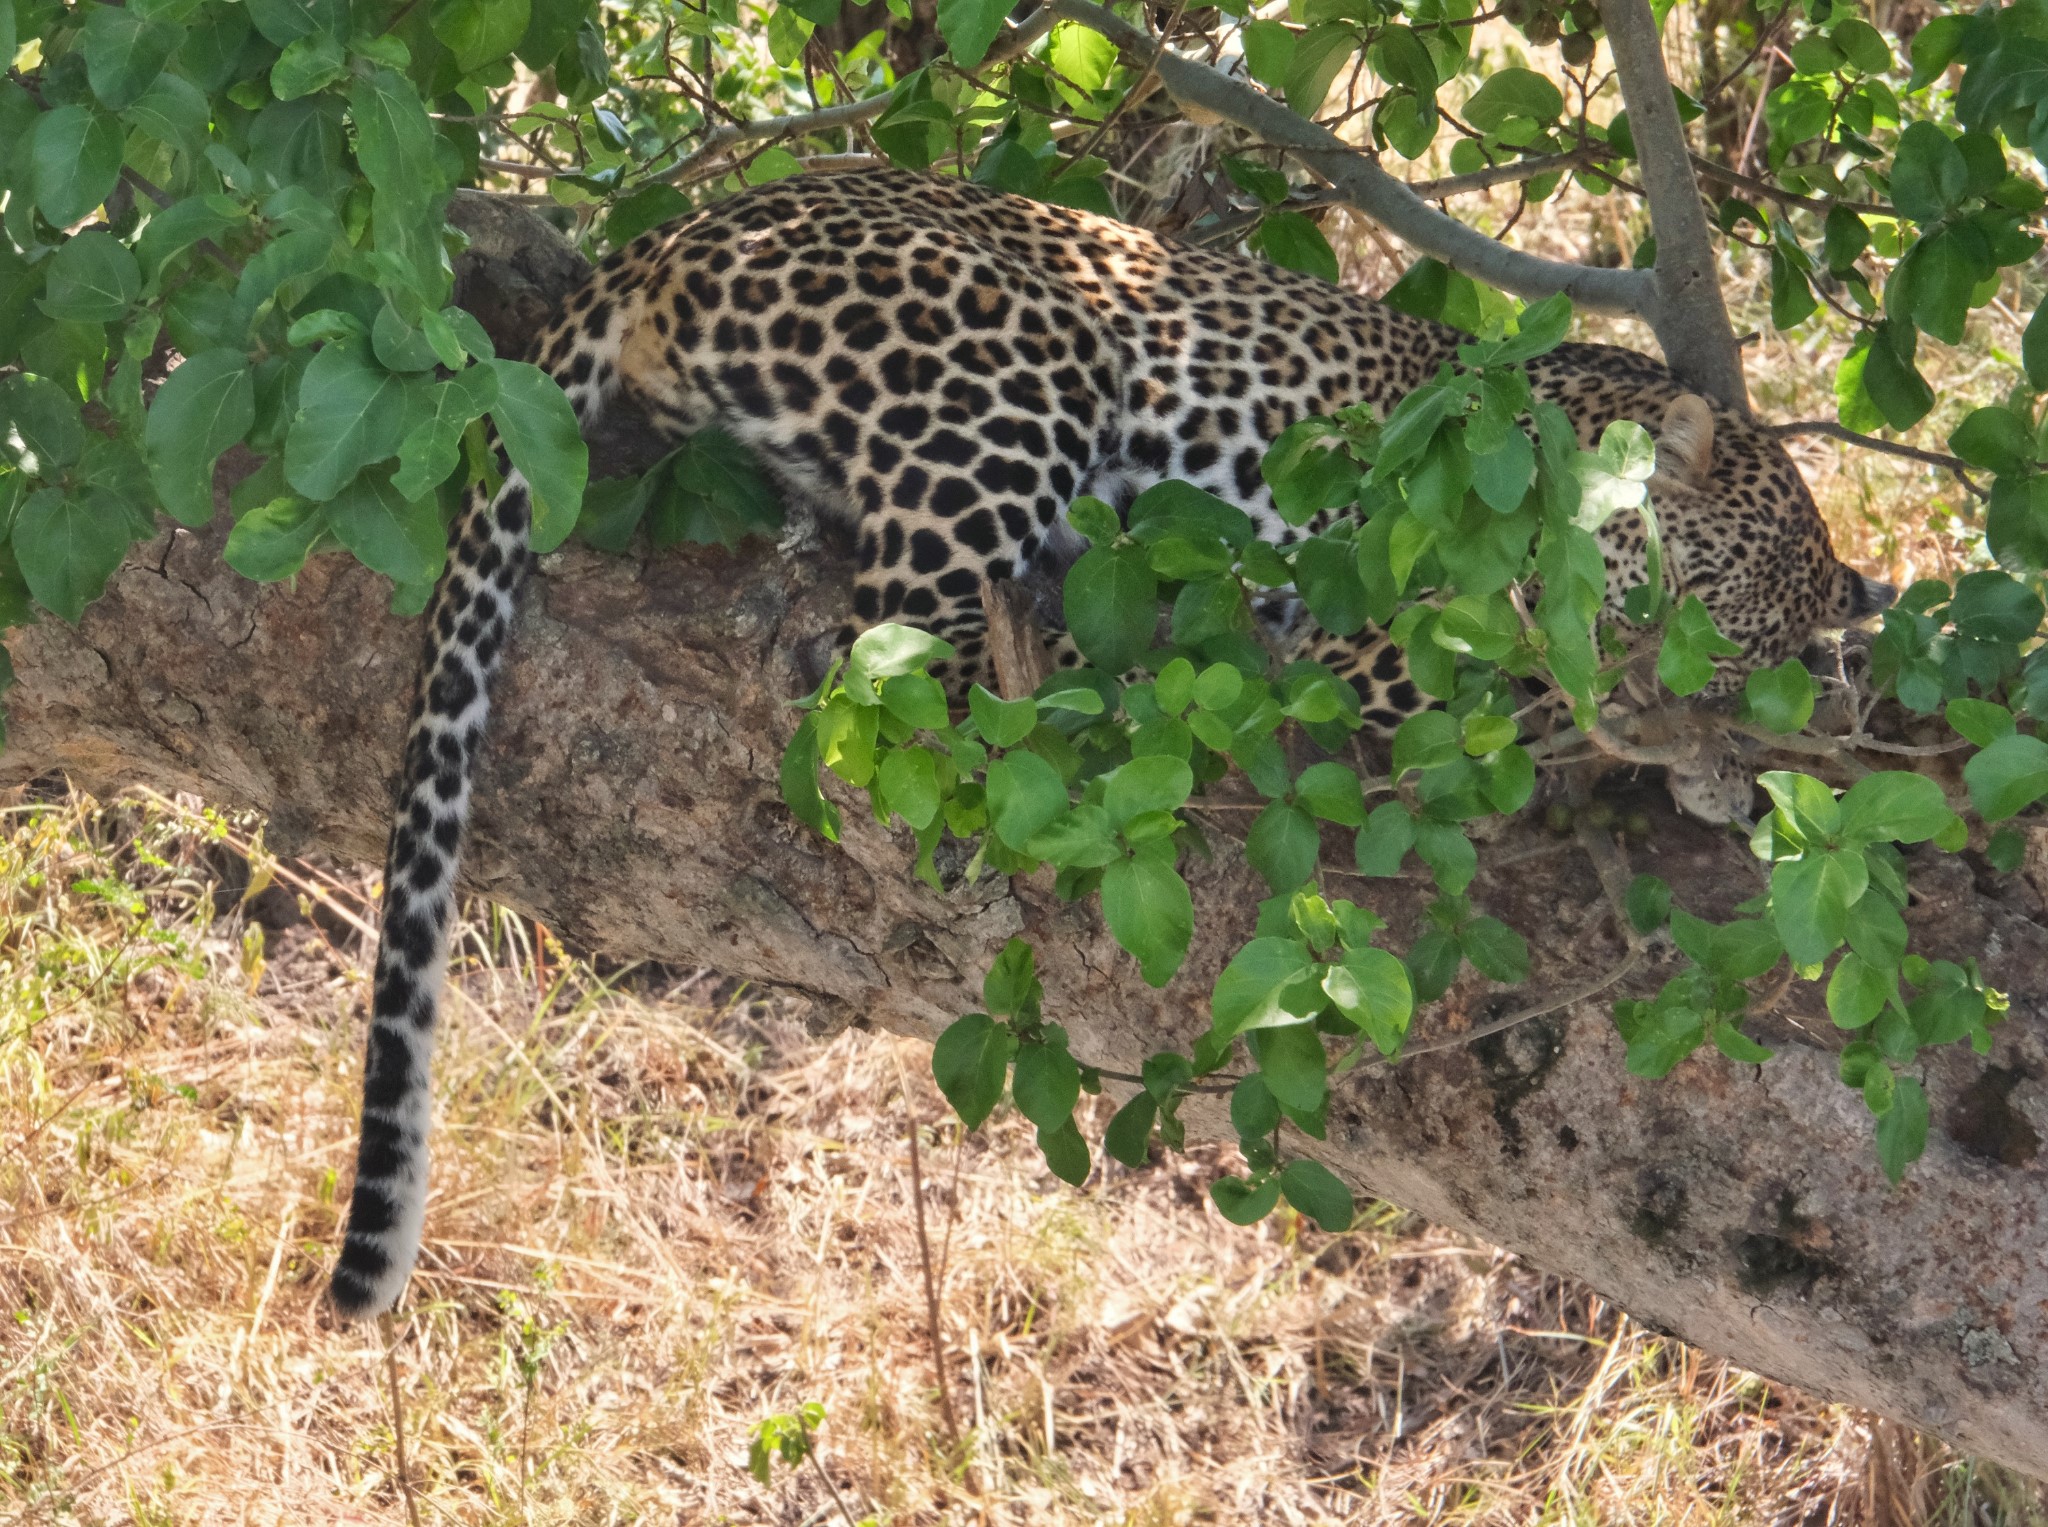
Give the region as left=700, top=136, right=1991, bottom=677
left=1045, top=0, right=1661, bottom=317
left=1598, top=0, right=1748, bottom=409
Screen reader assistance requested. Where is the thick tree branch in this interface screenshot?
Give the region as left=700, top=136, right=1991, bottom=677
left=1049, top=0, right=1659, bottom=316
left=1598, top=0, right=1749, bottom=409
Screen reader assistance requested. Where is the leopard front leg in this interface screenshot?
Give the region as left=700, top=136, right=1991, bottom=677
left=843, top=500, right=1087, bottom=699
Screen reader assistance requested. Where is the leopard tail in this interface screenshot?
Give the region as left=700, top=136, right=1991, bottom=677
left=329, top=326, right=615, bottom=1317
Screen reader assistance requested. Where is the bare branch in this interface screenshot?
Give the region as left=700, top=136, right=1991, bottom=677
left=1689, top=153, right=1893, bottom=218
left=1770, top=419, right=1987, bottom=499
left=1598, top=0, right=1748, bottom=409
left=1047, top=0, right=1660, bottom=317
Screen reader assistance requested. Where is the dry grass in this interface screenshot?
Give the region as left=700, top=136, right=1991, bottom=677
left=3, top=791, right=2045, bottom=1525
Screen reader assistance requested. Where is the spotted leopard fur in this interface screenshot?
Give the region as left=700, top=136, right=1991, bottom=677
left=329, top=168, right=1889, bottom=1316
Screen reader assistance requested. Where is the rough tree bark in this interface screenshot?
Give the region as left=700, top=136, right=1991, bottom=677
left=8, top=200, right=2047, bottom=1482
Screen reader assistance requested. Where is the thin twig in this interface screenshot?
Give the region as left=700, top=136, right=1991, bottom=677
left=799, top=1417, right=865, bottom=1527
left=1689, top=153, right=1892, bottom=217
left=381, top=1314, right=425, bottom=1527
left=1070, top=0, right=1187, bottom=167
left=1769, top=419, right=1985, bottom=498
left=900, top=1067, right=963, bottom=1446
left=1376, top=946, right=1647, bottom=1067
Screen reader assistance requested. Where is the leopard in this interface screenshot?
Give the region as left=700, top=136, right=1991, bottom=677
left=327, top=167, right=1893, bottom=1317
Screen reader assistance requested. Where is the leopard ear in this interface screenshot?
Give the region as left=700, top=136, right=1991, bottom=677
left=1656, top=394, right=1716, bottom=487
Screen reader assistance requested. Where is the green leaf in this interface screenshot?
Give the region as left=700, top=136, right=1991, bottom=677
left=839, top=618, right=950, bottom=695
left=1947, top=699, right=2015, bottom=749
left=1103, top=1092, right=1157, bottom=1167
left=1013, top=1042, right=1080, bottom=1131
left=1250, top=211, right=1339, bottom=284
left=1964, top=733, right=2048, bottom=822
left=937, top=0, right=1009, bottom=68
left=1657, top=595, right=1743, bottom=696
left=488, top=358, right=589, bottom=552
left=1321, top=946, right=1412, bottom=1059
left=1104, top=755, right=1194, bottom=827
left=1832, top=17, right=1892, bottom=75
left=968, top=685, right=1036, bottom=748
left=877, top=744, right=941, bottom=829
left=1460, top=916, right=1529, bottom=983
left=1063, top=544, right=1157, bottom=674
left=40, top=231, right=140, bottom=324
left=1463, top=68, right=1565, bottom=132
left=1876, top=1075, right=1928, bottom=1184
left=1278, top=1159, right=1352, bottom=1231
left=144, top=349, right=254, bottom=527
left=1211, top=1174, right=1283, bottom=1224
left=1222, top=155, right=1289, bottom=207
left=1024, top=803, right=1121, bottom=868
left=82, top=5, right=179, bottom=110
left=246, top=0, right=344, bottom=45
left=1950, top=569, right=2045, bottom=643
left=1391, top=711, right=1460, bottom=777
left=1129, top=479, right=1256, bottom=551
left=1742, top=659, right=1816, bottom=734
left=432, top=0, right=531, bottom=70
left=1048, top=20, right=1116, bottom=94
left=224, top=495, right=324, bottom=582
left=284, top=341, right=409, bottom=502
left=1036, top=1118, right=1091, bottom=1186
left=1285, top=23, right=1357, bottom=116
left=780, top=713, right=841, bottom=843
left=1770, top=852, right=1860, bottom=966
left=982, top=938, right=1039, bottom=1018
left=605, top=182, right=691, bottom=248
left=931, top=1012, right=1013, bottom=1130
left=986, top=750, right=1069, bottom=850
left=0, top=375, right=86, bottom=474
left=32, top=105, right=125, bottom=228
left=1860, top=325, right=1933, bottom=431
left=1890, top=121, right=1969, bottom=223
left=270, top=32, right=348, bottom=100
left=660, top=427, right=783, bottom=549
left=1826, top=950, right=1891, bottom=1029
left=1837, top=772, right=1957, bottom=846
left=392, top=367, right=498, bottom=500
left=1101, top=848, right=1193, bottom=987
left=2025, top=303, right=2048, bottom=393
left=348, top=69, right=444, bottom=216
left=1711, top=1024, right=1775, bottom=1065
left=1250, top=1020, right=1327, bottom=1111
left=1412, top=818, right=1476, bottom=894
left=15, top=487, right=134, bottom=623
left=1246, top=801, right=1320, bottom=893
left=323, top=466, right=445, bottom=586
left=1241, top=19, right=1297, bottom=91
left=1211, top=936, right=1321, bottom=1038
left=1626, top=874, right=1672, bottom=934
left=1759, top=769, right=1842, bottom=844
left=1353, top=802, right=1414, bottom=877
left=1294, top=761, right=1366, bottom=827
left=1949, top=406, right=2034, bottom=474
